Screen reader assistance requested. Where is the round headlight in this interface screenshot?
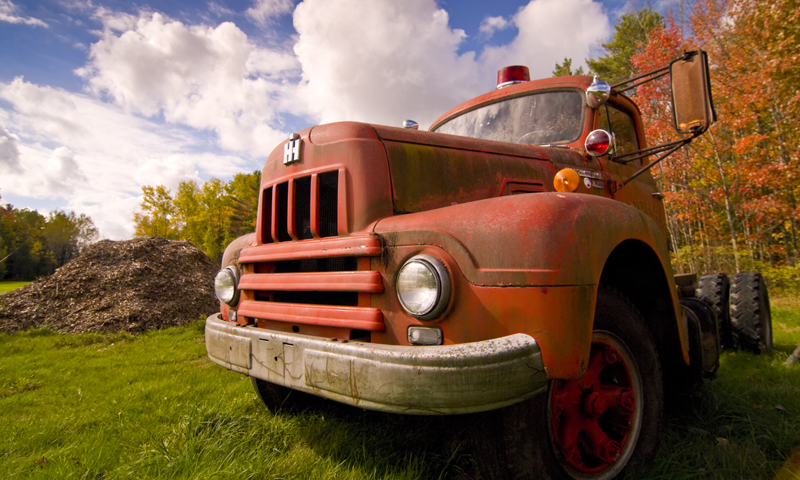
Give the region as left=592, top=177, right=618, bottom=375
left=214, top=266, right=239, bottom=305
left=396, top=255, right=450, bottom=319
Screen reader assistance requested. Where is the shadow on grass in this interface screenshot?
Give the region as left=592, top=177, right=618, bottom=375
left=281, top=398, right=479, bottom=480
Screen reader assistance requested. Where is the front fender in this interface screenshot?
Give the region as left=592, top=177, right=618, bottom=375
left=374, top=193, right=683, bottom=377
left=374, top=192, right=670, bottom=288
left=221, top=233, right=257, bottom=269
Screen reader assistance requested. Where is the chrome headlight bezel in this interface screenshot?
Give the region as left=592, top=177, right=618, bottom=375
left=214, top=265, right=240, bottom=306
left=396, top=254, right=451, bottom=320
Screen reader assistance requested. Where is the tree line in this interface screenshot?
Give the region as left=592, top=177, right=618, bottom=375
left=132, top=172, right=261, bottom=263
left=0, top=193, right=98, bottom=281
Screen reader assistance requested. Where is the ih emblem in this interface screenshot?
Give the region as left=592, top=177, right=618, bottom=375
left=283, top=133, right=301, bottom=165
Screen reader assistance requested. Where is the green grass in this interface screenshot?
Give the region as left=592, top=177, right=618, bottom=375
left=0, top=321, right=469, bottom=479
left=1, top=303, right=799, bottom=479
left=642, top=301, right=800, bottom=480
left=0, top=281, right=30, bottom=293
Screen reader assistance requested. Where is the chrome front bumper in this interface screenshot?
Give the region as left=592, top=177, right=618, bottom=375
left=205, top=314, right=547, bottom=415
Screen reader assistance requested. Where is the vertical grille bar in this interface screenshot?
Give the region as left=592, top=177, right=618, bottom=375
left=276, top=182, right=291, bottom=242
left=287, top=179, right=297, bottom=241
left=310, top=174, right=320, bottom=238
left=260, top=187, right=273, bottom=244
left=294, top=176, right=313, bottom=240
left=318, top=171, right=339, bottom=238
left=270, top=186, right=279, bottom=242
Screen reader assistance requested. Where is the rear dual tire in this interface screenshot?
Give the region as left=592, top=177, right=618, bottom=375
left=696, top=272, right=772, bottom=354
left=730, top=272, right=772, bottom=353
left=696, top=273, right=732, bottom=349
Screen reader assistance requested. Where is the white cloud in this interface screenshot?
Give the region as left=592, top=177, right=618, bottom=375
left=44, top=147, right=88, bottom=196
left=479, top=15, right=511, bottom=39
left=0, top=0, right=48, bottom=27
left=208, top=2, right=235, bottom=18
left=0, top=124, right=22, bottom=173
left=246, top=0, right=294, bottom=26
left=293, top=0, right=483, bottom=129
left=0, top=77, right=254, bottom=239
left=291, top=0, right=609, bottom=128
left=480, top=0, right=611, bottom=80
left=77, top=11, right=298, bottom=157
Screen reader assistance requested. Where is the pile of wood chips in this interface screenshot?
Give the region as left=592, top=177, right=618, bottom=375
left=0, top=237, right=220, bottom=334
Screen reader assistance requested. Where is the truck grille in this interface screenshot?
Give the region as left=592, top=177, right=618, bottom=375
left=261, top=170, right=339, bottom=244
left=240, top=168, right=384, bottom=337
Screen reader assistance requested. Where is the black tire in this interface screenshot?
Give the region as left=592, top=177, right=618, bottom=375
left=251, top=377, right=320, bottom=413
left=730, top=272, right=772, bottom=353
left=472, top=286, right=664, bottom=480
left=696, top=273, right=733, bottom=349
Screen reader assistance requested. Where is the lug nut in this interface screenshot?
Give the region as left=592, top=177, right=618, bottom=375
left=618, top=390, right=635, bottom=412
left=605, top=349, right=620, bottom=364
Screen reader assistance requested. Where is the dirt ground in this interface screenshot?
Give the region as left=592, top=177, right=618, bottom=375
left=0, top=237, right=220, bottom=334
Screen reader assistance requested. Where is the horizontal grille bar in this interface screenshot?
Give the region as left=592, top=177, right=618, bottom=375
left=239, top=235, right=382, bottom=263
left=240, top=271, right=384, bottom=293
left=274, top=257, right=358, bottom=273
left=238, top=301, right=384, bottom=331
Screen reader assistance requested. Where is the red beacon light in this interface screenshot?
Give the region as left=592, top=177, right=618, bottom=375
left=585, top=129, right=612, bottom=156
left=496, top=65, right=530, bottom=89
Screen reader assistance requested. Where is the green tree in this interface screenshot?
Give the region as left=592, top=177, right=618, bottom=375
left=133, top=185, right=180, bottom=239
left=0, top=208, right=53, bottom=280
left=133, top=172, right=262, bottom=262
left=552, top=58, right=586, bottom=77
left=0, top=199, right=11, bottom=279
left=199, top=178, right=229, bottom=262
left=0, top=188, right=98, bottom=280
left=586, top=8, right=663, bottom=83
left=43, top=211, right=98, bottom=266
left=225, top=171, right=261, bottom=244
left=174, top=180, right=204, bottom=248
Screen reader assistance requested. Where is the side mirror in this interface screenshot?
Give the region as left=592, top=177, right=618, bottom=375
left=586, top=76, right=611, bottom=109
left=670, top=50, right=716, bottom=135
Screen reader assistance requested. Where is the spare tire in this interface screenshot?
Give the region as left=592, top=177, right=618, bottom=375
left=696, top=273, right=732, bottom=349
left=730, top=272, right=772, bottom=353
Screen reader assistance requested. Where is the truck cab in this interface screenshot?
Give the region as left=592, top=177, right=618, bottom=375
left=205, top=51, right=771, bottom=479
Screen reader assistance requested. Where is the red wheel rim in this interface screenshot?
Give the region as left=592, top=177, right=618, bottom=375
left=549, top=334, right=640, bottom=476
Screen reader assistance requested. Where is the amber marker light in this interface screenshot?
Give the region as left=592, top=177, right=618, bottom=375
left=554, top=168, right=580, bottom=192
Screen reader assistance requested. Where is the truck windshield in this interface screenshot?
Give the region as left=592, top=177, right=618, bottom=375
left=434, top=90, right=583, bottom=146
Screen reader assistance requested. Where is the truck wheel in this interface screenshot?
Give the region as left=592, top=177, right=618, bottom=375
left=730, top=272, right=772, bottom=353
left=696, top=273, right=733, bottom=349
left=251, top=377, right=318, bottom=413
left=473, top=287, right=663, bottom=480
left=547, top=287, right=663, bottom=479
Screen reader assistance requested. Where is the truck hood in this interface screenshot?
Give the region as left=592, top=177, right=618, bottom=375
left=372, top=125, right=561, bottom=213
left=261, top=122, right=579, bottom=237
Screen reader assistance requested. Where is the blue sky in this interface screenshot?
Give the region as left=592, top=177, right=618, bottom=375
left=0, top=0, right=663, bottom=239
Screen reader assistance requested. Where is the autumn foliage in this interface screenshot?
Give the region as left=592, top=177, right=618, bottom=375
left=631, top=0, right=800, bottom=289
left=133, top=171, right=260, bottom=262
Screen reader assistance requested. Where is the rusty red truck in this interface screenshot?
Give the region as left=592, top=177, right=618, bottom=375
left=205, top=50, right=772, bottom=479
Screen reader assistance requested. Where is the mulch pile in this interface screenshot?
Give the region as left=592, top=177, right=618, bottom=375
left=0, top=237, right=220, bottom=334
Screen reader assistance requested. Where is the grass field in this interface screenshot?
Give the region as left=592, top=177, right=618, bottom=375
left=0, top=281, right=30, bottom=293
left=1, top=303, right=799, bottom=479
